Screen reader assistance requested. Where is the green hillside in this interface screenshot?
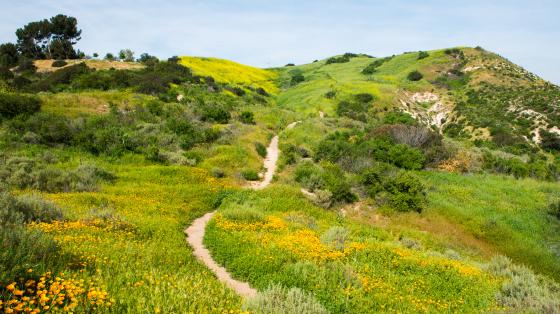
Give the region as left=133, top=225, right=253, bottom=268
left=1, top=40, right=560, bottom=313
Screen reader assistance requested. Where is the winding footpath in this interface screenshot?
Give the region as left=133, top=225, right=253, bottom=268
left=185, top=124, right=296, bottom=298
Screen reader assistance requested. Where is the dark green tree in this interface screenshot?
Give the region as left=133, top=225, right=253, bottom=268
left=0, top=43, right=19, bottom=67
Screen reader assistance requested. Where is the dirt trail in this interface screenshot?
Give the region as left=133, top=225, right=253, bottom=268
left=251, top=135, right=279, bottom=190
left=185, top=128, right=287, bottom=298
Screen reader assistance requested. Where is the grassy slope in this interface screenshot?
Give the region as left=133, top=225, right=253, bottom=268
left=5, top=49, right=560, bottom=312
left=179, top=56, right=279, bottom=94
left=274, top=49, right=453, bottom=116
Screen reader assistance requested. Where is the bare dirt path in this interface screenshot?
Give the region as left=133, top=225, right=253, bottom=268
left=185, top=127, right=289, bottom=298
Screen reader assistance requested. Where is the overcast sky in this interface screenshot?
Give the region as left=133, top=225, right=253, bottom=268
left=2, top=0, right=559, bottom=83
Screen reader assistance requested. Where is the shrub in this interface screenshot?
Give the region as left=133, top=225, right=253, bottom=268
left=325, top=90, right=336, bottom=99
left=30, top=62, right=90, bottom=91
left=239, top=111, right=255, bottom=124
left=14, top=112, right=73, bottom=144
left=15, top=59, right=36, bottom=74
left=221, top=205, right=265, bottom=223
left=384, top=172, right=426, bottom=212
left=0, top=192, right=63, bottom=224
left=361, top=57, right=393, bottom=74
left=407, top=70, right=423, bottom=81
left=321, top=162, right=357, bottom=203
left=382, top=111, right=416, bottom=125
left=417, top=51, right=429, bottom=60
left=320, top=226, right=349, bottom=251
left=375, top=124, right=440, bottom=148
left=51, top=59, right=67, bottom=67
left=540, top=128, right=560, bottom=152
left=290, top=73, right=304, bottom=85
left=256, top=87, right=269, bottom=97
left=0, top=93, right=41, bottom=119
left=255, top=142, right=267, bottom=158
left=199, top=103, right=230, bottom=124
left=0, top=67, right=14, bottom=80
left=325, top=55, right=350, bottom=65
left=486, top=256, right=560, bottom=312
left=354, top=93, right=374, bottom=103
left=336, top=100, right=369, bottom=122
left=241, top=169, right=259, bottom=181
left=210, top=168, right=225, bottom=178
left=548, top=200, right=560, bottom=219
left=294, top=161, right=325, bottom=192
left=244, top=283, right=327, bottom=314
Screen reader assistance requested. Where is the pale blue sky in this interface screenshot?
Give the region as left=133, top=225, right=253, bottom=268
left=2, top=0, right=559, bottom=83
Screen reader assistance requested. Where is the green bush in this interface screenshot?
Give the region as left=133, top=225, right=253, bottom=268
left=336, top=100, right=368, bottom=122
left=548, top=200, right=560, bottom=219
left=12, top=112, right=73, bottom=144
left=386, top=144, right=425, bottom=170
left=417, top=51, right=429, bottom=60
left=325, top=55, right=350, bottom=65
left=241, top=169, right=259, bottom=181
left=294, top=161, right=325, bottom=192
left=240, top=111, right=255, bottom=124
left=384, top=172, right=426, bottom=213
left=407, top=70, right=423, bottom=81
left=210, top=168, right=225, bottom=178
left=30, top=62, right=90, bottom=92
left=361, top=57, right=393, bottom=75
left=51, top=59, right=67, bottom=67
left=221, top=205, right=266, bottom=223
left=382, top=111, right=417, bottom=125
left=199, top=103, right=231, bottom=124
left=321, top=162, right=356, bottom=203
left=255, top=142, right=267, bottom=158
left=244, top=283, right=327, bottom=314
left=0, top=93, right=41, bottom=119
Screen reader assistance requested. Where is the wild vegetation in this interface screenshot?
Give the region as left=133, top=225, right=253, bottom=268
left=1, top=14, right=560, bottom=313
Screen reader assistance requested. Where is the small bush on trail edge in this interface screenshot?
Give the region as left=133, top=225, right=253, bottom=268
left=325, top=90, right=336, bottom=99
left=239, top=111, right=255, bottom=124
left=52, top=60, right=67, bottom=67
left=255, top=142, right=267, bottom=158
left=244, top=283, right=327, bottom=314
left=241, top=169, right=259, bottom=181
left=407, top=70, right=423, bottom=81
left=221, top=205, right=266, bottom=223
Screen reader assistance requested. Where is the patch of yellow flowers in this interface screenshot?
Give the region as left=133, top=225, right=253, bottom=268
left=0, top=271, right=111, bottom=313
left=214, top=214, right=287, bottom=231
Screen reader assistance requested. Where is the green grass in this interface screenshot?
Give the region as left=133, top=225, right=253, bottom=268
left=205, top=186, right=502, bottom=313
left=419, top=171, right=560, bottom=280
left=28, top=151, right=244, bottom=312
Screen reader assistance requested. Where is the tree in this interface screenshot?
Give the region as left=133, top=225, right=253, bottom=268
left=15, top=14, right=81, bottom=60
left=105, top=53, right=115, bottom=61
left=92, top=53, right=99, bottom=58
left=137, top=53, right=158, bottom=66
left=0, top=43, right=19, bottom=67
left=119, top=49, right=134, bottom=62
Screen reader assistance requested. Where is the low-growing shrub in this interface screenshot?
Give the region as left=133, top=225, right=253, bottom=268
left=240, top=111, right=255, bottom=124
left=221, top=205, right=266, bottom=223
left=486, top=256, right=560, bottom=312
left=241, top=169, right=260, bottom=181
left=325, top=55, right=350, bottom=65
left=417, top=51, right=429, bottom=60
left=0, top=93, right=41, bottom=119
left=51, top=60, right=67, bottom=67
left=320, top=226, right=349, bottom=251
left=384, top=172, right=426, bottom=212
left=255, top=142, right=267, bottom=158
left=210, top=167, right=225, bottom=178
left=244, top=283, right=327, bottom=314
left=361, top=56, right=393, bottom=74
left=407, top=70, right=423, bottom=81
